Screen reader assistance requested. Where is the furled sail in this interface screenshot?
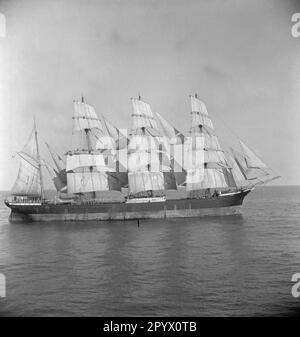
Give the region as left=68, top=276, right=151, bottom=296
left=11, top=125, right=41, bottom=197
left=127, top=97, right=176, bottom=196
left=185, top=95, right=231, bottom=192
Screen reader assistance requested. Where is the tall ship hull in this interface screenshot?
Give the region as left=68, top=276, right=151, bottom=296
left=5, top=190, right=250, bottom=223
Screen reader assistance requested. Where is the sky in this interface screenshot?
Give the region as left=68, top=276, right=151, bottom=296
left=0, top=0, right=300, bottom=190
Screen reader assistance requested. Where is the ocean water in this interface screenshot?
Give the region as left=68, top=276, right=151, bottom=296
left=0, top=186, right=300, bottom=317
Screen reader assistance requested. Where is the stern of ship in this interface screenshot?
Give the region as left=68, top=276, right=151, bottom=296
left=5, top=200, right=35, bottom=223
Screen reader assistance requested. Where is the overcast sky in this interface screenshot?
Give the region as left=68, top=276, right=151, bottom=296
left=0, top=0, right=300, bottom=190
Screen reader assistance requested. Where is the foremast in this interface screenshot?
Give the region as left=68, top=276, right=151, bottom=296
left=186, top=94, right=236, bottom=196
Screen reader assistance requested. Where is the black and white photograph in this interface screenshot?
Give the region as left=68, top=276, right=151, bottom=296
left=0, top=0, right=300, bottom=325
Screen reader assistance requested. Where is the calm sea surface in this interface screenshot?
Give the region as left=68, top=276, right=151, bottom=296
left=0, top=186, right=300, bottom=317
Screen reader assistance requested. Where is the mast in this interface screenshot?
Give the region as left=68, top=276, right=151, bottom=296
left=67, top=98, right=125, bottom=196
left=34, top=118, right=45, bottom=200
left=85, top=129, right=93, bottom=152
left=128, top=96, right=176, bottom=196
left=186, top=94, right=232, bottom=193
left=80, top=95, right=93, bottom=152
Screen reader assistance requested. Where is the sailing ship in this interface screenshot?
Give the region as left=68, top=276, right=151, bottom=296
left=5, top=94, right=279, bottom=222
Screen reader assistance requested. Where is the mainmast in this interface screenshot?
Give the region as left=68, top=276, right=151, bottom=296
left=34, top=119, right=45, bottom=200
left=128, top=95, right=171, bottom=197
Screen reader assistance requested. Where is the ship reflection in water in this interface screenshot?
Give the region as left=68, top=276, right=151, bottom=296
left=0, top=186, right=300, bottom=316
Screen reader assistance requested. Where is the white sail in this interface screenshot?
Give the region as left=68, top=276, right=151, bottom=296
left=73, top=100, right=103, bottom=132
left=239, top=140, right=267, bottom=169
left=66, top=153, right=107, bottom=172
left=190, top=96, right=214, bottom=130
left=153, top=111, right=186, bottom=186
left=46, top=143, right=65, bottom=172
left=99, top=114, right=128, bottom=150
left=128, top=134, right=158, bottom=152
left=184, top=133, right=205, bottom=189
left=12, top=159, right=41, bottom=196
left=201, top=169, right=227, bottom=189
left=184, top=136, right=228, bottom=170
left=128, top=151, right=161, bottom=172
left=127, top=152, right=150, bottom=172
left=191, top=96, right=209, bottom=115
left=68, top=99, right=129, bottom=194
left=185, top=168, right=205, bottom=190
left=226, top=151, right=247, bottom=186
left=65, top=151, right=119, bottom=193
left=230, top=146, right=270, bottom=183
left=131, top=98, right=159, bottom=132
left=154, top=111, right=184, bottom=145
left=186, top=168, right=227, bottom=191
left=127, top=98, right=170, bottom=194
left=184, top=135, right=205, bottom=169
left=11, top=125, right=41, bottom=196
left=95, top=115, right=117, bottom=151
left=128, top=171, right=164, bottom=194
left=185, top=95, right=232, bottom=191
left=67, top=171, right=109, bottom=194
left=204, top=149, right=228, bottom=168
left=100, top=115, right=119, bottom=142
left=204, top=133, right=222, bottom=151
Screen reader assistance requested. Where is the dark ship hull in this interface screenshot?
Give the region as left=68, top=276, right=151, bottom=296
left=5, top=190, right=250, bottom=223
